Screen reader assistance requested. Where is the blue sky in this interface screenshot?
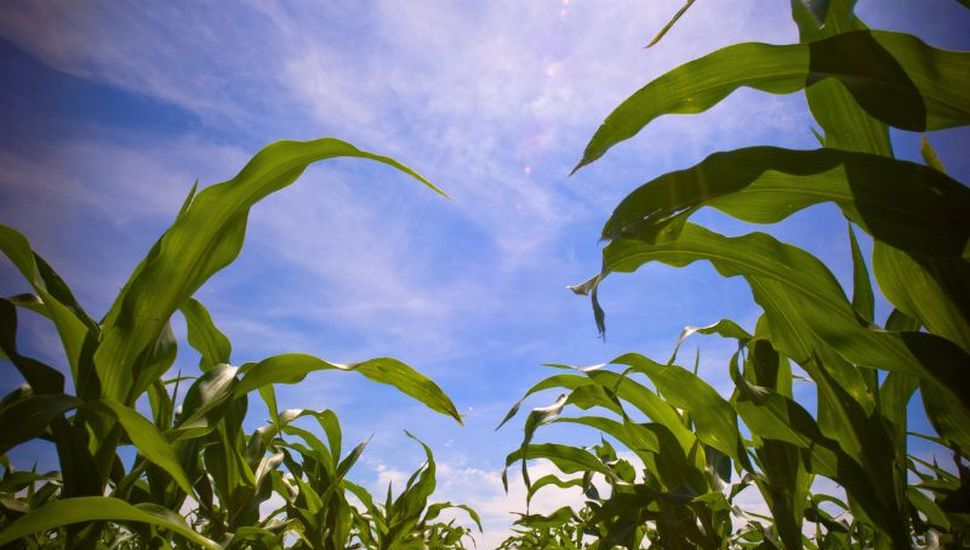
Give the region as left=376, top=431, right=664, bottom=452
left=1, top=0, right=968, bottom=545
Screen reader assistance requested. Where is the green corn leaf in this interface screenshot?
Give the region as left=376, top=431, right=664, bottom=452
left=423, top=502, right=483, bottom=532
left=753, top=438, right=810, bottom=549
left=551, top=415, right=704, bottom=488
left=316, top=409, right=343, bottom=463
left=920, top=135, right=947, bottom=174
left=645, top=0, right=695, bottom=48
left=600, top=147, right=970, bottom=259
left=390, top=432, right=436, bottom=529
left=847, top=223, right=875, bottom=323
left=907, top=487, right=950, bottom=530
left=5, top=293, right=48, bottom=319
left=147, top=379, right=175, bottom=431
left=593, top=224, right=970, bottom=420
left=95, top=138, right=446, bottom=403
left=174, top=363, right=240, bottom=439
left=574, top=29, right=969, bottom=171
left=611, top=353, right=748, bottom=468
left=920, top=380, right=970, bottom=451
left=0, top=496, right=220, bottom=549
left=180, top=298, right=232, bottom=371
left=281, top=425, right=334, bottom=470
left=334, top=438, right=370, bottom=482
left=496, top=373, right=590, bottom=430
left=728, top=354, right=908, bottom=545
left=503, top=443, right=609, bottom=492
left=0, top=225, right=94, bottom=382
left=793, top=1, right=894, bottom=156
left=872, top=245, right=970, bottom=352
left=668, top=318, right=751, bottom=365
left=236, top=354, right=461, bottom=423
left=94, top=399, right=194, bottom=496
left=583, top=369, right=696, bottom=451
left=524, top=474, right=585, bottom=507
left=0, top=298, right=65, bottom=394
left=742, top=339, right=812, bottom=547
left=0, top=393, right=82, bottom=454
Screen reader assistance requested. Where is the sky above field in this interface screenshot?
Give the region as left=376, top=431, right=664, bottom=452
left=1, top=0, right=969, bottom=545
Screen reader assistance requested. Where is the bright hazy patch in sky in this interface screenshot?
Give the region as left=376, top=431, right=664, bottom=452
left=1, top=1, right=968, bottom=545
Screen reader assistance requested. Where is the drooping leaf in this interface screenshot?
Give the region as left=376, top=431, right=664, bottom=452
left=0, top=298, right=65, bottom=394
left=872, top=245, right=970, bottom=352
left=798, top=0, right=831, bottom=26
left=180, top=298, right=232, bottom=371
left=574, top=30, right=969, bottom=171
left=94, top=138, right=446, bottom=403
left=236, top=354, right=461, bottom=423
left=0, top=225, right=94, bottom=381
left=94, top=399, right=194, bottom=496
left=668, top=318, right=751, bottom=365
left=592, top=224, right=970, bottom=417
left=503, top=443, right=610, bottom=492
left=611, top=353, right=748, bottom=467
left=496, top=373, right=590, bottom=431
left=0, top=496, right=220, bottom=549
left=600, top=147, right=970, bottom=259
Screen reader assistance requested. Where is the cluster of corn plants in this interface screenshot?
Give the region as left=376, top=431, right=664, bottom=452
left=0, top=138, right=479, bottom=548
left=502, top=0, right=970, bottom=547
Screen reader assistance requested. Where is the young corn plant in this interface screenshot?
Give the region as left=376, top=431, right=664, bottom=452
left=344, top=433, right=482, bottom=550
left=0, top=138, right=465, bottom=548
left=505, top=0, right=969, bottom=547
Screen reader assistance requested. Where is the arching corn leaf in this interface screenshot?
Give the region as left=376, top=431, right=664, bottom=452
left=236, top=354, right=461, bottom=424
left=94, top=399, right=194, bottom=496
left=591, top=224, right=970, bottom=421
left=0, top=496, right=220, bottom=549
left=611, top=353, right=748, bottom=467
left=95, top=138, right=446, bottom=403
left=575, top=30, right=970, bottom=171
left=601, top=147, right=970, bottom=259
left=0, top=299, right=65, bottom=394
left=0, top=225, right=94, bottom=381
left=180, top=298, right=232, bottom=371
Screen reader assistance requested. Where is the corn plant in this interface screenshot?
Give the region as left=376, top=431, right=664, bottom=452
left=0, top=138, right=465, bottom=548
left=504, top=1, right=969, bottom=548
left=344, top=433, right=481, bottom=549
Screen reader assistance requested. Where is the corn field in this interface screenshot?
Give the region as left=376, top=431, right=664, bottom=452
left=1, top=0, right=968, bottom=548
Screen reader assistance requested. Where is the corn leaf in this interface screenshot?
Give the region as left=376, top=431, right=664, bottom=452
left=0, top=496, right=220, bottom=549
left=94, top=399, right=194, bottom=496
left=594, top=224, right=970, bottom=418
left=0, top=299, right=65, bottom=394
left=847, top=222, right=875, bottom=324
left=236, top=354, right=461, bottom=423
left=95, top=138, right=446, bottom=403
left=0, top=394, right=82, bottom=454
left=611, top=353, right=748, bottom=467
left=574, top=30, right=970, bottom=171
left=601, top=147, right=970, bottom=259
left=180, top=298, right=232, bottom=371
left=645, top=0, right=695, bottom=48
left=0, top=225, right=94, bottom=381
